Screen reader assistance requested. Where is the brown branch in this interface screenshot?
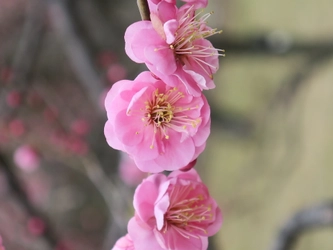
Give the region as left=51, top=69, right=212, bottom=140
left=68, top=0, right=123, bottom=51
left=269, top=201, right=333, bottom=250
left=10, top=0, right=45, bottom=88
left=47, top=0, right=104, bottom=115
left=137, top=0, right=150, bottom=21
left=0, top=0, right=45, bottom=116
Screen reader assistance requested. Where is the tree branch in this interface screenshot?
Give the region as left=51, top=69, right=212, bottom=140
left=269, top=201, right=333, bottom=250
left=137, top=0, right=150, bottom=21
left=47, top=0, right=104, bottom=115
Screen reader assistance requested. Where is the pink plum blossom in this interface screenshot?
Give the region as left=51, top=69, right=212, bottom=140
left=13, top=145, right=40, bottom=172
left=104, top=71, right=210, bottom=173
left=112, top=234, right=135, bottom=250
left=128, top=169, right=222, bottom=250
left=125, top=1, right=223, bottom=96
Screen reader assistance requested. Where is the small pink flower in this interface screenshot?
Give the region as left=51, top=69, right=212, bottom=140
left=125, top=1, right=223, bottom=96
left=119, top=153, right=146, bottom=187
left=128, top=169, right=222, bottom=250
left=104, top=71, right=210, bottom=173
left=112, top=234, right=135, bottom=250
left=13, top=145, right=40, bottom=172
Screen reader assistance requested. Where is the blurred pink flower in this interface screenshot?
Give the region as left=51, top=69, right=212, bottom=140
left=112, top=234, right=135, bottom=250
left=6, top=90, right=21, bottom=108
left=125, top=1, right=223, bottom=96
left=8, top=119, right=25, bottom=137
left=70, top=119, right=90, bottom=136
left=107, top=63, right=127, bottom=83
left=104, top=71, right=210, bottom=173
left=27, top=217, right=45, bottom=236
left=13, top=145, right=40, bottom=172
left=0, top=67, right=13, bottom=84
left=119, top=153, right=146, bottom=187
left=0, top=235, right=5, bottom=250
left=128, top=169, right=222, bottom=250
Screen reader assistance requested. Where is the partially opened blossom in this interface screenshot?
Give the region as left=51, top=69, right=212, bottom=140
left=104, top=71, right=210, bottom=173
left=112, top=234, right=135, bottom=250
left=125, top=1, right=223, bottom=96
left=128, top=169, right=222, bottom=250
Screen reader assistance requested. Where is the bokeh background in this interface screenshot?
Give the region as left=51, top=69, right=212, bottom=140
left=0, top=0, right=332, bottom=249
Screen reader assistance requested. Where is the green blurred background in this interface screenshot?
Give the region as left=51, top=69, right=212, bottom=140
left=198, top=0, right=333, bottom=249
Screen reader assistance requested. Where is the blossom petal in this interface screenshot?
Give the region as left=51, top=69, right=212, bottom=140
left=164, top=19, right=178, bottom=44
left=128, top=217, right=164, bottom=250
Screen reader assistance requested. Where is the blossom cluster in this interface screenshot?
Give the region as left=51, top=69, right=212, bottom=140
left=105, top=0, right=224, bottom=249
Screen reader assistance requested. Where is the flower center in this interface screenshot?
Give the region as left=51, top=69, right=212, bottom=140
left=141, top=88, right=201, bottom=149
left=161, top=184, right=213, bottom=238
left=170, top=6, right=225, bottom=78
left=146, top=91, right=175, bottom=129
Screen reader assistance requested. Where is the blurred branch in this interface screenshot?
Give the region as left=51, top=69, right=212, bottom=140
left=270, top=50, right=333, bottom=108
left=10, top=0, right=45, bottom=88
left=0, top=0, right=45, bottom=116
left=210, top=35, right=333, bottom=55
left=68, top=0, right=123, bottom=51
left=47, top=0, right=104, bottom=115
left=0, top=153, right=58, bottom=249
left=137, top=0, right=150, bottom=21
left=81, top=155, right=130, bottom=250
left=269, top=201, right=333, bottom=250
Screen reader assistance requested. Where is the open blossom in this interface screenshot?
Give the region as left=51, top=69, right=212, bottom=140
left=112, top=234, right=135, bottom=250
left=128, top=169, right=222, bottom=250
left=104, top=71, right=210, bottom=173
left=125, top=1, right=223, bottom=96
